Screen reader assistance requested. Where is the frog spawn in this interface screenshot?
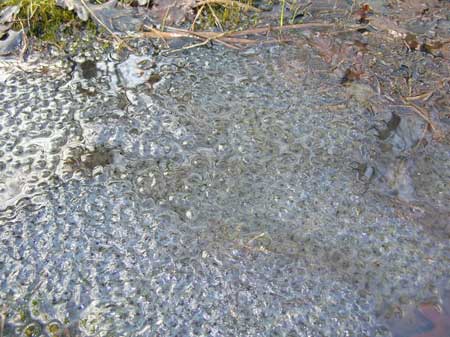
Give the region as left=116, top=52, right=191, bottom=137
left=0, top=39, right=449, bottom=336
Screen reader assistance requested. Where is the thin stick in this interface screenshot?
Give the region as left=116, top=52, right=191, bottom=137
left=18, top=19, right=29, bottom=62
left=164, top=31, right=231, bottom=54
left=164, top=38, right=212, bottom=54
left=209, top=36, right=241, bottom=49
left=141, top=22, right=335, bottom=49
left=280, top=0, right=286, bottom=27
left=169, top=28, right=257, bottom=46
left=148, top=26, right=170, bottom=48
left=191, top=3, right=205, bottom=31
left=247, top=232, right=267, bottom=245
left=161, top=6, right=171, bottom=33
left=141, top=26, right=188, bottom=39
left=404, top=91, right=434, bottom=102
left=207, top=3, right=224, bottom=31
left=401, top=101, right=435, bottom=129
left=170, top=22, right=333, bottom=38
left=225, top=23, right=333, bottom=36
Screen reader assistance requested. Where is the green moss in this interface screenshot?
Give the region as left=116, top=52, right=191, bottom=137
left=0, top=0, right=81, bottom=42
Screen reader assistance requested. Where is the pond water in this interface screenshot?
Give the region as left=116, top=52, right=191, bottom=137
left=0, top=28, right=449, bottom=336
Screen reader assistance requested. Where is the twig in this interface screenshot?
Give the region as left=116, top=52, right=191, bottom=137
left=18, top=20, right=28, bottom=62
left=141, top=23, right=335, bottom=50
left=207, top=3, right=224, bottom=31
left=163, top=31, right=232, bottom=54
left=161, top=6, right=170, bottom=33
left=141, top=26, right=187, bottom=39
left=142, top=27, right=242, bottom=48
left=163, top=38, right=212, bottom=54
left=247, top=232, right=267, bottom=245
left=148, top=26, right=170, bottom=48
left=224, top=23, right=333, bottom=36
left=280, top=0, right=286, bottom=27
left=191, top=3, right=206, bottom=31
left=403, top=91, right=434, bottom=102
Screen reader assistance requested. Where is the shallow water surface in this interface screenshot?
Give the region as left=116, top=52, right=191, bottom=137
left=0, top=36, right=449, bottom=336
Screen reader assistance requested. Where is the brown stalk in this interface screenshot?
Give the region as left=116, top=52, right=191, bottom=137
left=191, top=3, right=206, bottom=31
left=141, top=22, right=337, bottom=52
left=207, top=2, right=224, bottom=31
